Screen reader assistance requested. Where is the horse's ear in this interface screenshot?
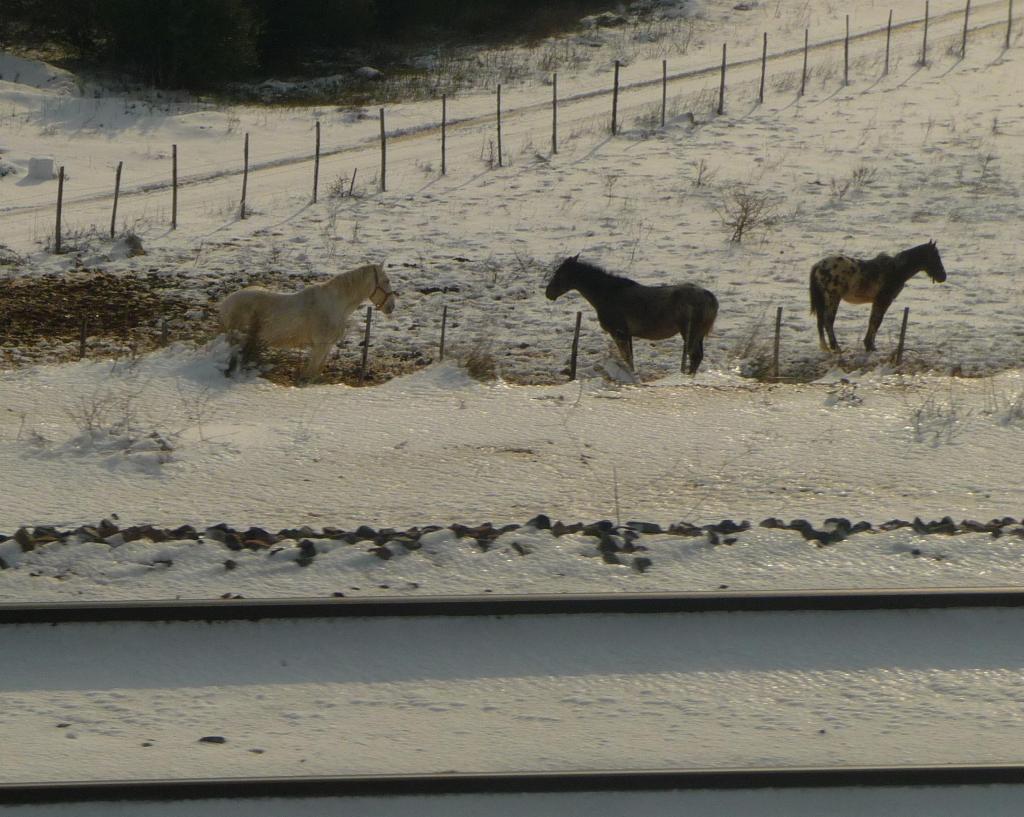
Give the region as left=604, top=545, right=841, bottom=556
left=572, top=253, right=580, bottom=261
left=929, top=239, right=936, bottom=246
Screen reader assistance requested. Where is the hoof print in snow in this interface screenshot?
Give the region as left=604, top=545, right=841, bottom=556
left=706, top=530, right=720, bottom=545
left=525, top=514, right=551, bottom=530
left=198, top=735, right=227, bottom=744
left=370, top=545, right=393, bottom=560
left=511, top=541, right=531, bottom=556
left=224, top=559, right=238, bottom=571
left=632, top=556, right=653, bottom=573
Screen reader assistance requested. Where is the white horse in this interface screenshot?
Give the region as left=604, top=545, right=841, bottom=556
left=219, top=262, right=396, bottom=379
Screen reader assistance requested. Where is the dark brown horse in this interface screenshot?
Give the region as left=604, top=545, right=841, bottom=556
left=809, top=240, right=946, bottom=352
left=545, top=255, right=718, bottom=375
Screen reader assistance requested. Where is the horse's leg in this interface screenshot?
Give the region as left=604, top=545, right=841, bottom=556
left=303, top=342, right=332, bottom=381
left=611, top=331, right=634, bottom=370
left=824, top=296, right=841, bottom=352
left=864, top=291, right=896, bottom=352
left=687, top=337, right=705, bottom=375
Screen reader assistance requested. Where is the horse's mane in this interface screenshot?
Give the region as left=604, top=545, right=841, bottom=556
left=565, top=258, right=639, bottom=288
left=321, top=263, right=380, bottom=295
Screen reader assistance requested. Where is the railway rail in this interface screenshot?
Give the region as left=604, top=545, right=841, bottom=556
left=5, top=586, right=1024, bottom=624
left=4, top=764, right=1024, bottom=805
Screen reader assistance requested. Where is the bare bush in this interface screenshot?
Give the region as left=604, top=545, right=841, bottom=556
left=716, top=186, right=779, bottom=242
left=461, top=345, right=498, bottom=381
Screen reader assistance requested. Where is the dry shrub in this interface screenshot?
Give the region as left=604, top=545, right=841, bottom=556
left=461, top=345, right=498, bottom=381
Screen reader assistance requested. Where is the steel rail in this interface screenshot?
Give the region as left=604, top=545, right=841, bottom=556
left=4, top=764, right=1024, bottom=804
left=5, top=587, right=1024, bottom=624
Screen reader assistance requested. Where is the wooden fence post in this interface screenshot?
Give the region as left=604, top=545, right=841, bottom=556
left=552, top=73, right=558, bottom=154
left=611, top=60, right=620, bottom=135
left=844, top=15, right=850, bottom=85
left=110, top=161, right=122, bottom=239
left=54, top=165, right=64, bottom=253
left=800, top=29, right=809, bottom=96
left=759, top=33, right=767, bottom=103
left=895, top=306, right=910, bottom=365
left=569, top=311, right=582, bottom=381
left=359, top=306, right=372, bottom=383
left=962, top=0, right=971, bottom=58
left=885, top=10, right=893, bottom=75
left=349, top=168, right=358, bottom=198
left=717, top=44, right=726, bottom=115
left=772, top=306, right=783, bottom=381
left=239, top=132, right=249, bottom=220
left=1008, top=0, right=1014, bottom=49
left=171, top=144, right=178, bottom=230
left=661, top=60, right=667, bottom=126
left=313, top=121, right=320, bottom=203
left=439, top=304, right=448, bottom=361
left=379, top=108, right=386, bottom=192
left=441, top=95, right=447, bottom=175
left=921, top=0, right=930, bottom=65
left=496, top=84, right=503, bottom=167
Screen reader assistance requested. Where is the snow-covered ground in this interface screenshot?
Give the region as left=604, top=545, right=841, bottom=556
left=6, top=608, right=1024, bottom=782
left=2, top=0, right=1024, bottom=806
left=3, top=354, right=1024, bottom=601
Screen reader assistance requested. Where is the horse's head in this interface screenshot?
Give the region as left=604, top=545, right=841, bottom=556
left=546, top=254, right=580, bottom=300
left=925, top=239, right=946, bottom=283
left=369, top=263, right=397, bottom=314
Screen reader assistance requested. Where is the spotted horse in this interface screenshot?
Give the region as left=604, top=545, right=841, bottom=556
left=809, top=240, right=947, bottom=352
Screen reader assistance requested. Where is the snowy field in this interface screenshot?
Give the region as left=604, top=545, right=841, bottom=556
left=2, top=0, right=1024, bottom=808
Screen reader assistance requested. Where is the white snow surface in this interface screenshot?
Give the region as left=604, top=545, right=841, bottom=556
left=2, top=1, right=1024, bottom=808
left=5, top=609, right=1024, bottom=782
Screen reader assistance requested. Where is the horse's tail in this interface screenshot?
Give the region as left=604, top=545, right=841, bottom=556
left=809, top=264, right=826, bottom=318
left=684, top=290, right=717, bottom=344
left=684, top=290, right=718, bottom=375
